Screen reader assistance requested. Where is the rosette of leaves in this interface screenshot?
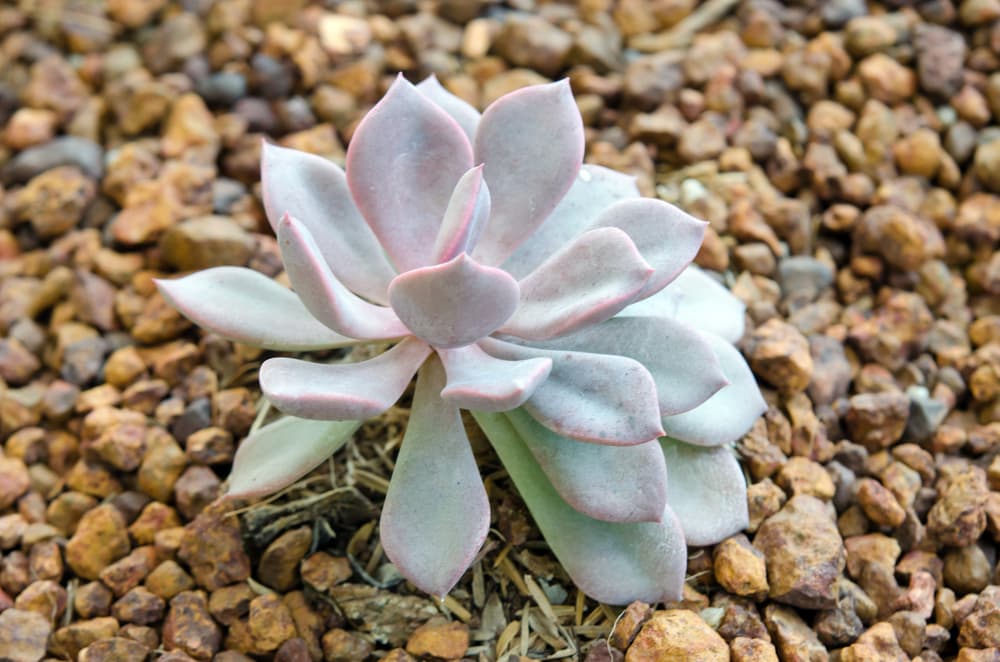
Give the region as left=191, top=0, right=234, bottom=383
left=157, top=75, right=766, bottom=604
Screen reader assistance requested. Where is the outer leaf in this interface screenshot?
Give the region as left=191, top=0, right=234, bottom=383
left=432, top=165, right=491, bottom=264
left=227, top=416, right=360, bottom=498
left=505, top=409, right=667, bottom=523
left=260, top=338, right=430, bottom=420
left=590, top=198, right=707, bottom=299
left=472, top=412, right=687, bottom=605
left=660, top=439, right=749, bottom=546
left=387, top=253, right=519, bottom=349
left=277, top=215, right=409, bottom=339
left=155, top=267, right=357, bottom=351
left=261, top=142, right=395, bottom=304
left=622, top=265, right=746, bottom=343
left=472, top=80, right=585, bottom=266
left=346, top=75, right=474, bottom=271
left=660, top=332, right=766, bottom=446
left=500, top=228, right=654, bottom=341
left=416, top=75, right=480, bottom=142
left=531, top=316, right=727, bottom=416
left=438, top=343, right=551, bottom=411
left=480, top=339, right=664, bottom=445
left=502, top=165, right=640, bottom=279
left=381, top=358, right=489, bottom=597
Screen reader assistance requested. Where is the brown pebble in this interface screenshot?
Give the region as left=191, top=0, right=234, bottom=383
left=713, top=534, right=769, bottom=599
left=323, top=628, right=375, bottom=662
left=74, top=580, right=114, bottom=619
left=50, top=617, right=120, bottom=660
left=0, top=608, right=52, bottom=662
left=731, top=636, right=779, bottom=662
left=65, top=504, right=131, bottom=581
left=258, top=526, right=312, bottom=592
left=625, top=610, right=728, bottom=661
left=746, top=319, right=813, bottom=393
left=79, top=637, right=152, bottom=662
left=248, top=593, right=297, bottom=652
left=178, top=511, right=251, bottom=591
left=113, top=586, right=166, bottom=625
left=856, top=478, right=907, bottom=528
left=163, top=590, right=222, bottom=661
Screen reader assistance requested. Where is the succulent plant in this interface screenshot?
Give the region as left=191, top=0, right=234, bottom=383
left=156, top=75, right=766, bottom=604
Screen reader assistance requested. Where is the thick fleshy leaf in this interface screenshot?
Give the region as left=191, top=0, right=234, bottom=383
left=346, top=75, right=474, bottom=271
left=227, top=416, right=360, bottom=498
left=505, top=409, right=667, bottom=523
left=155, top=267, right=357, bottom=351
left=381, top=358, right=489, bottom=597
left=529, top=316, right=728, bottom=416
left=591, top=198, right=707, bottom=299
left=500, top=228, right=654, bottom=341
left=438, top=343, right=551, bottom=411
left=432, top=165, right=491, bottom=263
left=661, top=439, right=748, bottom=546
left=260, top=338, right=430, bottom=420
left=472, top=80, right=586, bottom=266
left=261, top=142, right=395, bottom=304
left=388, top=253, right=519, bottom=349
left=473, top=412, right=687, bottom=604
left=502, top=165, right=641, bottom=279
left=660, top=332, right=767, bottom=446
left=277, top=215, right=409, bottom=340
left=480, top=339, right=664, bottom=445
left=416, top=75, right=480, bottom=142
left=622, top=265, right=747, bottom=343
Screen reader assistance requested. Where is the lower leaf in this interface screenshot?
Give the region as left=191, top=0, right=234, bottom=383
left=472, top=411, right=687, bottom=605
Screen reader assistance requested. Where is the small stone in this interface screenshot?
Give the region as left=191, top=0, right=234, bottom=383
left=975, top=140, right=1000, bottom=193
left=746, top=319, right=813, bottom=394
left=66, top=504, right=131, bottom=581
left=404, top=618, right=470, bottom=659
left=185, top=426, right=234, bottom=466
left=163, top=591, right=222, bottom=660
left=624, top=610, right=728, bottom=661
left=173, top=466, right=221, bottom=520
left=776, top=457, right=836, bottom=500
left=50, top=617, right=120, bottom=660
left=840, top=621, right=908, bottom=661
left=894, top=129, right=942, bottom=179
left=160, top=216, right=254, bottom=271
left=177, top=512, right=251, bottom=591
left=318, top=13, right=372, bottom=56
left=927, top=467, right=989, bottom=547
left=856, top=478, right=907, bottom=528
left=714, top=534, right=769, bottom=599
left=730, top=637, right=779, bottom=662
left=258, top=526, right=312, bottom=592
left=678, top=118, right=727, bottom=164
left=300, top=552, right=352, bottom=593
left=858, top=53, right=916, bottom=105
left=764, top=604, right=827, bottom=662
left=14, top=580, right=67, bottom=623
left=208, top=584, right=255, bottom=626
left=845, top=392, right=911, bottom=452
left=2, top=108, right=58, bottom=150
left=74, top=581, right=113, bottom=619
left=1, top=136, right=104, bottom=185
left=943, top=545, right=992, bottom=595
left=275, top=638, right=313, bottom=662
left=0, top=339, right=41, bottom=386
left=493, top=16, right=572, bottom=77
left=146, top=560, right=196, bottom=600
left=323, top=628, right=375, bottom=662
left=853, top=205, right=945, bottom=273
left=130, top=502, right=182, bottom=546
left=113, top=586, right=166, bottom=625
left=14, top=166, right=96, bottom=239
left=99, top=546, right=158, bottom=597
left=610, top=601, right=653, bottom=650
left=915, top=24, right=967, bottom=98
left=138, top=431, right=188, bottom=503
left=162, top=94, right=220, bottom=162
left=0, top=456, right=30, bottom=509
left=79, top=637, right=152, bottom=662
left=959, top=601, right=1000, bottom=648
left=248, top=594, right=297, bottom=652
left=0, top=608, right=52, bottom=662
left=755, top=495, right=845, bottom=609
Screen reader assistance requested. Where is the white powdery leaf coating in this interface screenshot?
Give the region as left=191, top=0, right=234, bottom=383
left=277, top=215, right=408, bottom=340
left=660, top=439, right=749, bottom=546
left=502, top=165, right=641, bottom=279
left=227, top=416, right=360, bottom=498
left=474, top=412, right=687, bottom=605
left=260, top=142, right=396, bottom=304
left=388, top=253, right=520, bottom=349
left=500, top=228, right=654, bottom=341
left=259, top=337, right=430, bottom=420
left=416, top=75, right=481, bottom=143
left=346, top=75, right=474, bottom=272
left=660, top=332, right=767, bottom=446
left=623, top=265, right=747, bottom=343
left=480, top=338, right=664, bottom=445
left=530, top=315, right=728, bottom=418
left=472, top=80, right=586, bottom=267
left=590, top=198, right=707, bottom=299
left=432, top=165, right=491, bottom=264
left=438, top=343, right=552, bottom=412
left=381, top=358, right=490, bottom=597
left=506, top=409, right=667, bottom=524
left=154, top=267, right=357, bottom=351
